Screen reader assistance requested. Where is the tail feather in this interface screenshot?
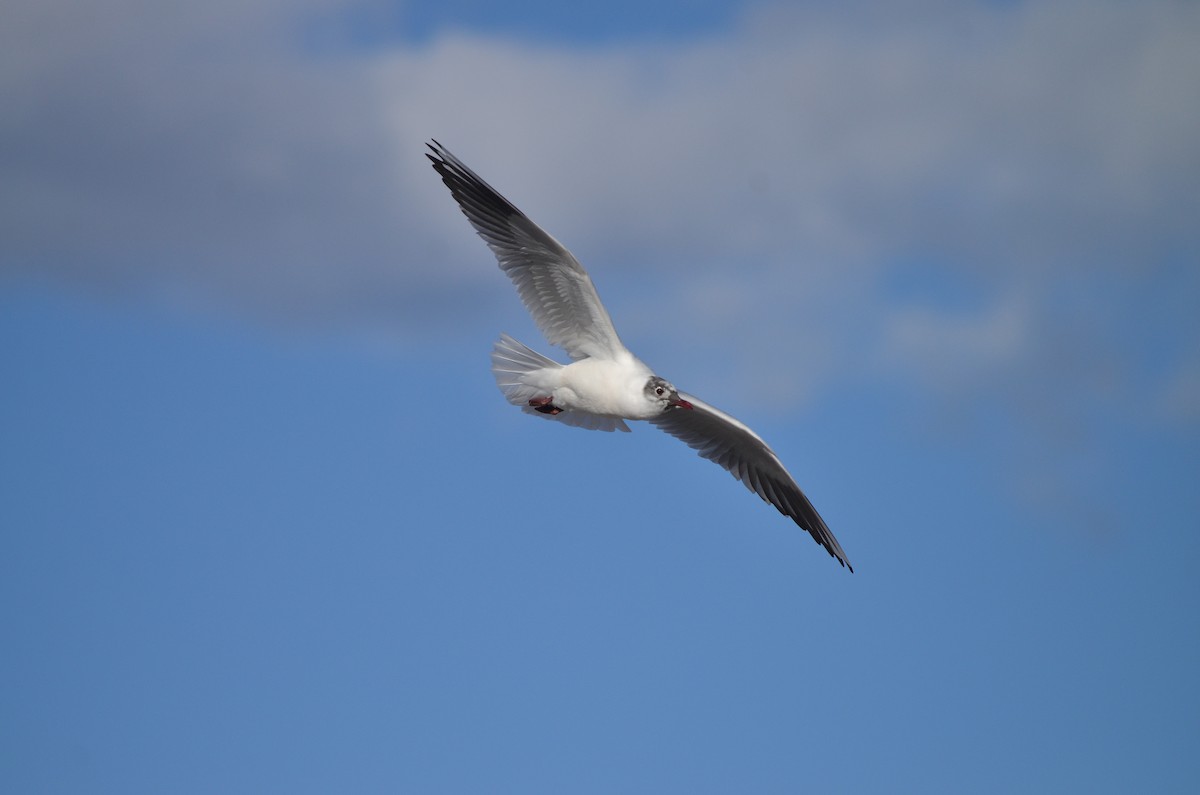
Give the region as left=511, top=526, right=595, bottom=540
left=491, top=333, right=560, bottom=406
left=489, top=334, right=630, bottom=432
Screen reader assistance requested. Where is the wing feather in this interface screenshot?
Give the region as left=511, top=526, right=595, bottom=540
left=651, top=392, right=852, bottom=571
left=427, top=141, right=625, bottom=361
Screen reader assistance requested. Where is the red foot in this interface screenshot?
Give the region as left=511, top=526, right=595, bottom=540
left=528, top=396, right=563, bottom=415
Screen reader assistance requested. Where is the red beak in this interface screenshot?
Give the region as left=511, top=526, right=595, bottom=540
left=669, top=397, right=694, bottom=410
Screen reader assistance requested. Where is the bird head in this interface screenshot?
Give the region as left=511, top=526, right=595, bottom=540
left=645, top=376, right=693, bottom=412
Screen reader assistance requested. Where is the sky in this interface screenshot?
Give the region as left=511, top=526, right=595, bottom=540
left=2, top=0, right=1198, bottom=792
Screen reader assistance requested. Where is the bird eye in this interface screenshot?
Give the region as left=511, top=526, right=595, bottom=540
left=655, top=386, right=665, bottom=396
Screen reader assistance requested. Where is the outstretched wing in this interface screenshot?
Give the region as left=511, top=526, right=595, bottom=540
left=427, top=140, right=626, bottom=361
left=651, top=392, right=852, bottom=571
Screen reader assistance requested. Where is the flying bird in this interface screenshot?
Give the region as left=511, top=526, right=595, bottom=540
left=427, top=140, right=851, bottom=571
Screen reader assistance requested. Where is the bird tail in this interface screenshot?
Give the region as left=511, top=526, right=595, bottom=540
left=489, top=334, right=632, bottom=432
left=490, top=333, right=561, bottom=407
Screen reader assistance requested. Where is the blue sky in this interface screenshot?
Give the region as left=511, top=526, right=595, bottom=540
left=2, top=0, right=1199, bottom=792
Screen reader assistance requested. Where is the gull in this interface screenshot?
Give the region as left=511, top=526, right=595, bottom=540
left=427, top=140, right=851, bottom=572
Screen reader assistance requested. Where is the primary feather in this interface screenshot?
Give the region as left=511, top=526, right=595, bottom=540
left=427, top=141, right=626, bottom=362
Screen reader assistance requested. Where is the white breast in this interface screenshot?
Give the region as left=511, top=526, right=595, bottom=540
left=554, top=353, right=656, bottom=419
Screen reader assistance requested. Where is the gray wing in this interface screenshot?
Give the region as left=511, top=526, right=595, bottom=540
left=650, top=392, right=852, bottom=572
left=427, top=140, right=626, bottom=361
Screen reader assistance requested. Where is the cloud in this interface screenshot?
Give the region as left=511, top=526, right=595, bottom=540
left=1, top=0, right=425, bottom=321
left=880, top=295, right=1030, bottom=390
left=2, top=0, right=1196, bottom=413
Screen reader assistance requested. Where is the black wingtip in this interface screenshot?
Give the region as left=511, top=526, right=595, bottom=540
left=425, top=139, right=452, bottom=171
left=425, top=139, right=447, bottom=168
left=425, top=139, right=526, bottom=227
left=836, top=547, right=853, bottom=573
left=828, top=546, right=853, bottom=573
left=814, top=528, right=852, bottom=573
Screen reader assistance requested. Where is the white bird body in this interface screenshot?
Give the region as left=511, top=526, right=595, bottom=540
left=545, top=354, right=656, bottom=418
left=428, top=141, right=853, bottom=571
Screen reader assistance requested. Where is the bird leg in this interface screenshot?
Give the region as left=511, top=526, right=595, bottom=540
left=528, top=396, right=564, bottom=415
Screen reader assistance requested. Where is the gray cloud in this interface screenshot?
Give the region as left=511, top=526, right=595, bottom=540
left=4, top=0, right=1197, bottom=539
left=2, top=0, right=1196, bottom=405
left=1, top=0, right=431, bottom=323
